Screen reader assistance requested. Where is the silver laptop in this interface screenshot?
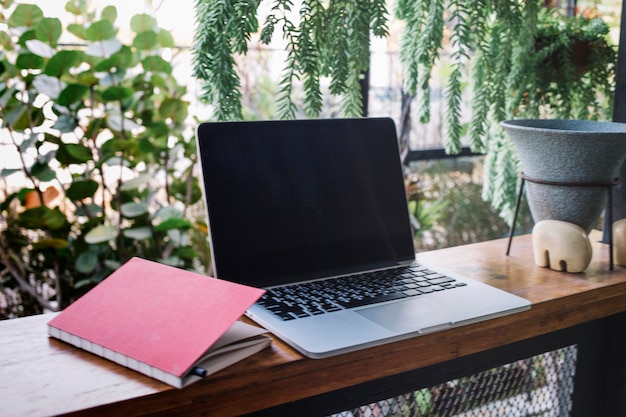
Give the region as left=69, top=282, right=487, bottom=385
left=196, top=117, right=530, bottom=358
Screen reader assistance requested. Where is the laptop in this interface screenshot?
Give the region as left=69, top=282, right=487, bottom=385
left=195, top=117, right=530, bottom=358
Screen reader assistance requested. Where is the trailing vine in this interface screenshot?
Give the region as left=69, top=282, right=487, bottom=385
left=443, top=0, right=472, bottom=154
left=192, top=0, right=261, bottom=121
left=397, top=0, right=445, bottom=124
left=194, top=0, right=388, bottom=120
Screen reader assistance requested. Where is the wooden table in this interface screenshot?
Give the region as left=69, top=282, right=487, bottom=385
left=3, top=233, right=626, bottom=417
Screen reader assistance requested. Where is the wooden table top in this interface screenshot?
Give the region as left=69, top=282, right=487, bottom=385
left=3, top=232, right=626, bottom=417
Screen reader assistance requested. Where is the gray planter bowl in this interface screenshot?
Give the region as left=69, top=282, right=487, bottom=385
left=501, top=119, right=626, bottom=233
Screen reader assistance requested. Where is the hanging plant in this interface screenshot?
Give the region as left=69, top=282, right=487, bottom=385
left=192, top=0, right=616, bottom=223
left=526, top=8, right=616, bottom=118
left=192, top=0, right=389, bottom=120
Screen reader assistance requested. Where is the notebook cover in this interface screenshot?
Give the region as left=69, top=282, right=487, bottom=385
left=48, top=257, right=265, bottom=378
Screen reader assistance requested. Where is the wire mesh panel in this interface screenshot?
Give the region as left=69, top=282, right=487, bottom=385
left=331, top=345, right=577, bottom=417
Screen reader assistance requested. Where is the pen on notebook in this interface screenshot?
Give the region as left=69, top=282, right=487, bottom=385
left=191, top=366, right=207, bottom=377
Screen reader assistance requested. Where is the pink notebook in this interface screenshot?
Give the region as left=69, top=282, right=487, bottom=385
left=48, top=257, right=269, bottom=388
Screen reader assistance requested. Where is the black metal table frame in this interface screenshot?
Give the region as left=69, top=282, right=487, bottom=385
left=245, top=311, right=626, bottom=417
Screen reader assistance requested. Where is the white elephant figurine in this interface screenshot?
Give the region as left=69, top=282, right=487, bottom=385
left=531, top=220, right=592, bottom=273
left=613, top=219, right=626, bottom=266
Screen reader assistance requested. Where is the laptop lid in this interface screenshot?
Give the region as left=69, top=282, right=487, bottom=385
left=196, top=117, right=416, bottom=287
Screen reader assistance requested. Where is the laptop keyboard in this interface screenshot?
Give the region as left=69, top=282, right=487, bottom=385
left=256, top=264, right=467, bottom=321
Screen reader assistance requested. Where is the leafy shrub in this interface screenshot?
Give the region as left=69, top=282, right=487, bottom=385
left=0, top=1, right=208, bottom=318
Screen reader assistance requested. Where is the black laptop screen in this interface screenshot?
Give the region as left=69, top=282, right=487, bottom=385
left=196, top=118, right=415, bottom=287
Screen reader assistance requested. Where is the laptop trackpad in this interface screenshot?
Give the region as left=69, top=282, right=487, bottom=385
left=356, top=298, right=459, bottom=333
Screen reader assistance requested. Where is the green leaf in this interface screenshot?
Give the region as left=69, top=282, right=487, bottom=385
left=148, top=72, right=168, bottom=90
left=172, top=177, right=202, bottom=205
left=0, top=31, right=13, bottom=51
left=101, top=5, right=118, bottom=24
left=17, top=29, right=36, bottom=48
left=142, top=55, right=172, bottom=74
left=43, top=207, right=69, bottom=230
left=2, top=0, right=15, bottom=9
left=0, top=168, right=21, bottom=178
left=123, top=226, right=152, bottom=240
left=32, top=74, right=66, bottom=99
left=45, top=50, right=80, bottom=77
left=154, top=206, right=182, bottom=221
left=133, top=31, right=158, bottom=50
left=154, top=217, right=193, bottom=232
left=65, top=0, right=88, bottom=16
left=15, top=52, right=45, bottom=70
left=52, top=114, right=77, bottom=133
left=38, top=150, right=56, bottom=165
left=167, top=226, right=186, bottom=247
left=0, top=192, right=18, bottom=212
left=18, top=206, right=67, bottom=230
left=101, top=86, right=133, bottom=102
left=86, top=20, right=116, bottom=42
left=84, top=225, right=117, bottom=244
left=32, top=238, right=68, bottom=250
left=67, top=23, right=87, bottom=40
left=158, top=30, right=175, bottom=48
left=39, top=149, right=56, bottom=165
left=57, top=83, right=88, bottom=106
left=30, top=161, right=56, bottom=181
left=174, top=246, right=198, bottom=260
left=76, top=70, right=99, bottom=86
left=16, top=187, right=35, bottom=203
left=159, top=98, right=188, bottom=124
left=98, top=68, right=125, bottom=86
left=93, top=45, right=132, bottom=71
left=84, top=117, right=104, bottom=139
left=104, top=260, right=121, bottom=270
left=147, top=121, right=169, bottom=138
left=120, top=201, right=150, bottom=218
left=159, top=256, right=184, bottom=267
left=8, top=3, right=43, bottom=28
left=106, top=114, right=142, bottom=131
left=25, top=39, right=55, bottom=58
left=19, top=132, right=38, bottom=152
left=100, top=138, right=136, bottom=155
left=75, top=203, right=103, bottom=218
left=139, top=137, right=158, bottom=154
left=120, top=172, right=152, bottom=191
left=73, top=278, right=95, bottom=290
left=66, top=180, right=99, bottom=201
left=131, top=14, right=157, bottom=32
left=0, top=86, right=16, bottom=109
left=5, top=104, right=27, bottom=129
left=75, top=251, right=98, bottom=273
left=35, top=17, right=62, bottom=46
